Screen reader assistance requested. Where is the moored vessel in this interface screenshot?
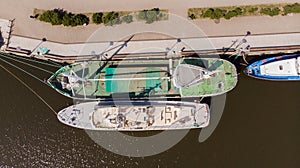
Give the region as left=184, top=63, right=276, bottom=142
left=57, top=101, right=210, bottom=131
left=48, top=57, right=237, bottom=99
left=245, top=54, right=300, bottom=81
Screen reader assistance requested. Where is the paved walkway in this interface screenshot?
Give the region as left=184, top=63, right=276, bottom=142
left=8, top=31, right=300, bottom=58
left=0, top=0, right=300, bottom=43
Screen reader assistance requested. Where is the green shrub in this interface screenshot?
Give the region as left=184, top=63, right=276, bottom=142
left=137, top=8, right=164, bottom=23
left=191, top=3, right=300, bottom=20
left=122, top=15, right=133, bottom=23
left=39, top=9, right=64, bottom=25
left=110, top=17, right=122, bottom=25
left=202, top=8, right=227, bottom=19
left=224, top=8, right=243, bottom=19
left=62, top=13, right=74, bottom=26
left=224, top=10, right=238, bottom=19
left=283, top=3, right=300, bottom=14
left=92, top=12, right=103, bottom=24
left=137, top=10, right=147, bottom=20
left=248, top=7, right=258, bottom=13
left=260, top=7, right=280, bottom=16
left=62, top=13, right=89, bottom=26
left=202, top=8, right=214, bottom=18
left=234, top=7, right=243, bottom=15
left=39, top=10, right=52, bottom=23
left=39, top=9, right=89, bottom=26
left=103, top=11, right=120, bottom=25
left=145, top=10, right=158, bottom=23
left=73, top=14, right=89, bottom=26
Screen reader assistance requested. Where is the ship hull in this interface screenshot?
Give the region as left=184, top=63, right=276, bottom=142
left=57, top=101, right=210, bottom=131
left=48, top=57, right=237, bottom=100
left=245, top=54, right=300, bottom=81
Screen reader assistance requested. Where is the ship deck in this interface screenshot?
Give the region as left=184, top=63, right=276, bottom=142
left=70, top=59, right=180, bottom=99
left=57, top=101, right=210, bottom=130
left=48, top=58, right=237, bottom=99
left=179, top=59, right=237, bottom=97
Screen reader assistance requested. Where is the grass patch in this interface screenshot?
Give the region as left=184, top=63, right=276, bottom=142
left=135, top=8, right=168, bottom=24
left=283, top=3, right=300, bottom=15
left=188, top=3, right=300, bottom=20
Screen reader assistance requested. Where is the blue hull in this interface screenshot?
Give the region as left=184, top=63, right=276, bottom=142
left=245, top=54, right=300, bottom=81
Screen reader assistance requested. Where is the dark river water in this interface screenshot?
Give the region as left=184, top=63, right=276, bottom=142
left=0, top=54, right=299, bottom=167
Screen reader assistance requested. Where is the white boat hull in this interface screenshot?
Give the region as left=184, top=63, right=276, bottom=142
left=57, top=101, right=210, bottom=131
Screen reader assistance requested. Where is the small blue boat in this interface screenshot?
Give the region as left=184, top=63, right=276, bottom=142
left=245, top=54, right=300, bottom=81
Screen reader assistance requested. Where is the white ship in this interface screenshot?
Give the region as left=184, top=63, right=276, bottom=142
left=58, top=101, right=210, bottom=131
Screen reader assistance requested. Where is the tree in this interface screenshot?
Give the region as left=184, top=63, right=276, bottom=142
left=39, top=10, right=52, bottom=23
left=39, top=10, right=63, bottom=25
left=39, top=9, right=89, bottom=26
left=202, top=8, right=214, bottom=18
left=62, top=13, right=74, bottom=26
left=73, top=14, right=89, bottom=26
left=92, top=12, right=103, bottom=24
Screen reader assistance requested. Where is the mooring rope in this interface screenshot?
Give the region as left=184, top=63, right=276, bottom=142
left=0, top=52, right=62, bottom=68
left=0, top=56, right=46, bottom=83
left=0, top=54, right=54, bottom=74
left=46, top=58, right=64, bottom=67
left=0, top=62, right=58, bottom=115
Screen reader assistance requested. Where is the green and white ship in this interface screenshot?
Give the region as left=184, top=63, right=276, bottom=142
left=48, top=57, right=237, bottom=100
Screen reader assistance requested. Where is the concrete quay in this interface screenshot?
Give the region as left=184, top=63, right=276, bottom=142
left=3, top=30, right=300, bottom=63
left=0, top=0, right=299, bottom=63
